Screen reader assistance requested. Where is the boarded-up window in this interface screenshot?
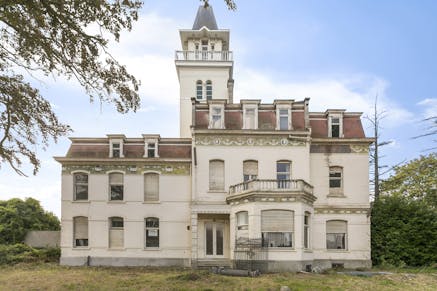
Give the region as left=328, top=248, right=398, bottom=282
left=109, top=217, right=124, bottom=248
left=144, top=173, right=159, bottom=201
left=243, top=160, right=258, bottom=182
left=74, top=173, right=88, bottom=200
left=209, top=160, right=224, bottom=191
left=145, top=217, right=159, bottom=248
left=109, top=173, right=123, bottom=200
left=244, top=108, right=256, bottom=129
left=326, top=220, right=347, bottom=250
left=73, top=216, right=88, bottom=247
left=261, top=210, right=294, bottom=248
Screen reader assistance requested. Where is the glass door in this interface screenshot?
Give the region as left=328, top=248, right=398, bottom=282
left=205, top=222, right=224, bottom=257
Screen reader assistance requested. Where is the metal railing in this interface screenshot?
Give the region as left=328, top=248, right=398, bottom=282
left=229, top=179, right=314, bottom=195
left=175, top=50, right=233, bottom=61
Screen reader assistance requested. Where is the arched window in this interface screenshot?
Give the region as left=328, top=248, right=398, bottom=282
left=243, top=160, right=258, bottom=182
left=109, top=217, right=124, bottom=248
left=109, top=173, right=123, bottom=201
left=73, top=216, right=88, bottom=247
left=261, top=210, right=294, bottom=248
left=145, top=217, right=159, bottom=248
left=326, top=220, right=347, bottom=250
left=206, top=80, right=212, bottom=100
left=209, top=160, right=224, bottom=191
left=196, top=80, right=203, bottom=100
left=144, top=173, right=159, bottom=201
left=73, top=173, right=88, bottom=200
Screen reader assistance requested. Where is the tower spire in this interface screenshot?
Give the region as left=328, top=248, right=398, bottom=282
left=193, top=2, right=218, bottom=30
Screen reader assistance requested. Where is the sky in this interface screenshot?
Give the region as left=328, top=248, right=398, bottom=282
left=0, top=0, right=436, bottom=217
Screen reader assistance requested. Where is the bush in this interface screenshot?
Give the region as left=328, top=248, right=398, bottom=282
left=0, top=244, right=60, bottom=265
left=371, top=195, right=437, bottom=267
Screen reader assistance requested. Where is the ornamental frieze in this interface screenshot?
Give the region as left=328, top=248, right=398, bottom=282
left=62, top=163, right=190, bottom=175
left=195, top=135, right=307, bottom=147
left=314, top=208, right=370, bottom=215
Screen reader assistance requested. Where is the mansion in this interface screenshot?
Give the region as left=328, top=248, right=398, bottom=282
left=55, top=4, right=372, bottom=272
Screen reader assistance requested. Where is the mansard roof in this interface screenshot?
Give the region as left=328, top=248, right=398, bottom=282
left=192, top=4, right=218, bottom=30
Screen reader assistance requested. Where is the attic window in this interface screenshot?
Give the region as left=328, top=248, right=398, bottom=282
left=331, top=118, right=340, bottom=138
left=144, top=139, right=159, bottom=158
left=112, top=143, right=120, bottom=157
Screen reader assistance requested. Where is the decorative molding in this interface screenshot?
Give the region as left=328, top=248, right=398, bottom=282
left=314, top=208, right=370, bottom=215
left=195, top=135, right=306, bottom=147
left=62, top=163, right=190, bottom=175
left=227, top=193, right=316, bottom=206
left=350, top=144, right=369, bottom=153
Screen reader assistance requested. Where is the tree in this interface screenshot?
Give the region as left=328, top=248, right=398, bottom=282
left=0, top=198, right=60, bottom=245
left=380, top=153, right=437, bottom=208
left=365, top=96, right=393, bottom=200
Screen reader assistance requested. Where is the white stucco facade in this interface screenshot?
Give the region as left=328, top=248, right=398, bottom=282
left=56, top=4, right=372, bottom=272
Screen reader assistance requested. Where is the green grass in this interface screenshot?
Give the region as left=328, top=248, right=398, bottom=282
left=0, top=263, right=436, bottom=290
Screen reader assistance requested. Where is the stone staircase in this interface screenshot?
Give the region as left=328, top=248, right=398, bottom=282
left=196, top=259, right=232, bottom=269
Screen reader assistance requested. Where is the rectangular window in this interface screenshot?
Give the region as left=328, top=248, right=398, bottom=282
left=109, top=217, right=124, bottom=248
left=145, top=217, right=159, bottom=248
left=261, top=210, right=294, bottom=248
left=147, top=143, right=156, bottom=158
left=276, top=161, right=291, bottom=188
left=109, top=173, right=123, bottom=201
left=206, top=81, right=212, bottom=100
left=74, top=173, right=88, bottom=200
left=329, top=169, right=342, bottom=188
left=326, top=220, right=347, bottom=250
left=279, top=109, right=289, bottom=130
left=331, top=117, right=340, bottom=138
left=73, top=216, right=88, bottom=247
left=210, top=107, right=223, bottom=129
left=112, top=143, right=120, bottom=158
left=196, top=81, right=203, bottom=100
left=209, top=160, right=224, bottom=191
left=304, top=212, right=310, bottom=249
left=144, top=173, right=159, bottom=201
left=243, top=160, right=258, bottom=182
left=236, top=211, right=248, bottom=230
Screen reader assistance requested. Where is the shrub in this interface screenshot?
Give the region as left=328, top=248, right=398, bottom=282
left=0, top=244, right=60, bottom=265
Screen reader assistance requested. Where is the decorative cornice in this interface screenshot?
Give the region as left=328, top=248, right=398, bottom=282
left=62, top=163, right=190, bottom=175
left=227, top=192, right=317, bottom=206
left=195, top=135, right=307, bottom=147
left=314, top=207, right=370, bottom=215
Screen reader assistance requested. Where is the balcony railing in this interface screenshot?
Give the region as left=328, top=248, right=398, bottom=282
left=229, top=179, right=314, bottom=196
left=175, top=50, right=233, bottom=61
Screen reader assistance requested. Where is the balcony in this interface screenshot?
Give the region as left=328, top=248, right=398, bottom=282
left=227, top=179, right=316, bottom=204
left=175, top=50, right=233, bottom=62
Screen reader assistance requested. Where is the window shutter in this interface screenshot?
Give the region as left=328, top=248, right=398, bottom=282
left=243, top=161, right=258, bottom=176
left=109, top=229, right=124, bottom=248
left=144, top=174, right=159, bottom=201
left=209, top=160, right=224, bottom=190
left=74, top=217, right=88, bottom=239
left=262, top=210, right=294, bottom=232
left=326, top=220, right=347, bottom=233
left=237, top=211, right=248, bottom=226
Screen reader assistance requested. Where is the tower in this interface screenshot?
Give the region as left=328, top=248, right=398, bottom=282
left=175, top=2, right=234, bottom=138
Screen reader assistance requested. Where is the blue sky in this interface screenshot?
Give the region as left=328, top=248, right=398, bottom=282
left=0, top=0, right=436, bottom=217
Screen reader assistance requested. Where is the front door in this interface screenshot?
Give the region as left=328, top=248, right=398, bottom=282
left=205, top=222, right=224, bottom=257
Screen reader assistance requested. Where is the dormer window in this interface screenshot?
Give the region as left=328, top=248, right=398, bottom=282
left=209, top=106, right=224, bottom=129
left=112, top=143, right=120, bottom=158
left=143, top=135, right=160, bottom=158
left=108, top=135, right=125, bottom=158
left=328, top=114, right=343, bottom=138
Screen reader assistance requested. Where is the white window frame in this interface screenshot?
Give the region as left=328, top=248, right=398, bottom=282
left=304, top=212, right=310, bottom=249
left=109, top=217, right=124, bottom=249
left=73, top=216, right=88, bottom=248
left=108, top=172, right=124, bottom=201
left=73, top=172, right=88, bottom=201
left=208, top=105, right=225, bottom=129
left=276, top=105, right=292, bottom=130
left=145, top=217, right=160, bottom=248
left=328, top=114, right=343, bottom=138
left=329, top=166, right=344, bottom=196
left=109, top=139, right=124, bottom=158
left=196, top=80, right=203, bottom=100
left=326, top=220, right=348, bottom=250
left=144, top=139, right=159, bottom=158
left=206, top=80, right=212, bottom=100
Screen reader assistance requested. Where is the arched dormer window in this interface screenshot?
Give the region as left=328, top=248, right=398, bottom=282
left=206, top=80, right=212, bottom=100
left=196, top=80, right=203, bottom=100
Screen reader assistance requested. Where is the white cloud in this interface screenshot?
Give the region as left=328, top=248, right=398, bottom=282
left=417, top=98, right=437, bottom=119
left=234, top=68, right=413, bottom=128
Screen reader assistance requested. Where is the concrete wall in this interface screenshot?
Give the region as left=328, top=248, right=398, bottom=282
left=25, top=231, right=60, bottom=248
